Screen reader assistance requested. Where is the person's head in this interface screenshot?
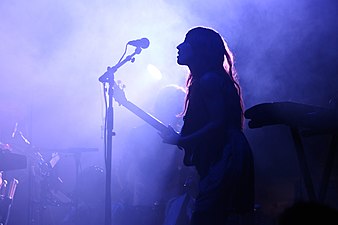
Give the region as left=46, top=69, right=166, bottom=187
left=177, top=27, right=243, bottom=122
left=177, top=26, right=234, bottom=79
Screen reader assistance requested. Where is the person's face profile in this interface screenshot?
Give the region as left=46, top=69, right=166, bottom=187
left=176, top=40, right=194, bottom=66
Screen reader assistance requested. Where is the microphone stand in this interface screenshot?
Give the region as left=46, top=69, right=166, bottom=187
left=98, top=47, right=142, bottom=225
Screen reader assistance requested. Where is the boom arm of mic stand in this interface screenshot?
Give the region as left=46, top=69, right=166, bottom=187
left=98, top=47, right=142, bottom=83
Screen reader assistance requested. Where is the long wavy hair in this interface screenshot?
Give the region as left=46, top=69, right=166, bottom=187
left=181, top=27, right=244, bottom=127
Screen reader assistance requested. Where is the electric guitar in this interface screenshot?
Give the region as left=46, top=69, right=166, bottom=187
left=113, top=82, right=193, bottom=166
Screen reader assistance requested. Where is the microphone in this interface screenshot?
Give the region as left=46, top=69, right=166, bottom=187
left=127, top=38, right=150, bottom=49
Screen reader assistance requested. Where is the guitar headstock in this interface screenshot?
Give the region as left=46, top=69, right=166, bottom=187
left=113, top=80, right=128, bottom=106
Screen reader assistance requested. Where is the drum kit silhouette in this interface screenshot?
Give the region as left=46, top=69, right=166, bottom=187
left=0, top=106, right=98, bottom=225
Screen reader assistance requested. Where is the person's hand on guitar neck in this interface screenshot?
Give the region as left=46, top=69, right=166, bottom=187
left=159, top=125, right=193, bottom=166
left=159, top=125, right=181, bottom=145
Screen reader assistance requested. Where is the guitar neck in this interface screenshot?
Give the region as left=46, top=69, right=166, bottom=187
left=117, top=96, right=193, bottom=166
left=120, top=101, right=168, bottom=133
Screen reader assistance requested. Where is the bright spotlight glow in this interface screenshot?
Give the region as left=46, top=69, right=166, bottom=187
left=147, top=64, right=162, bottom=80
